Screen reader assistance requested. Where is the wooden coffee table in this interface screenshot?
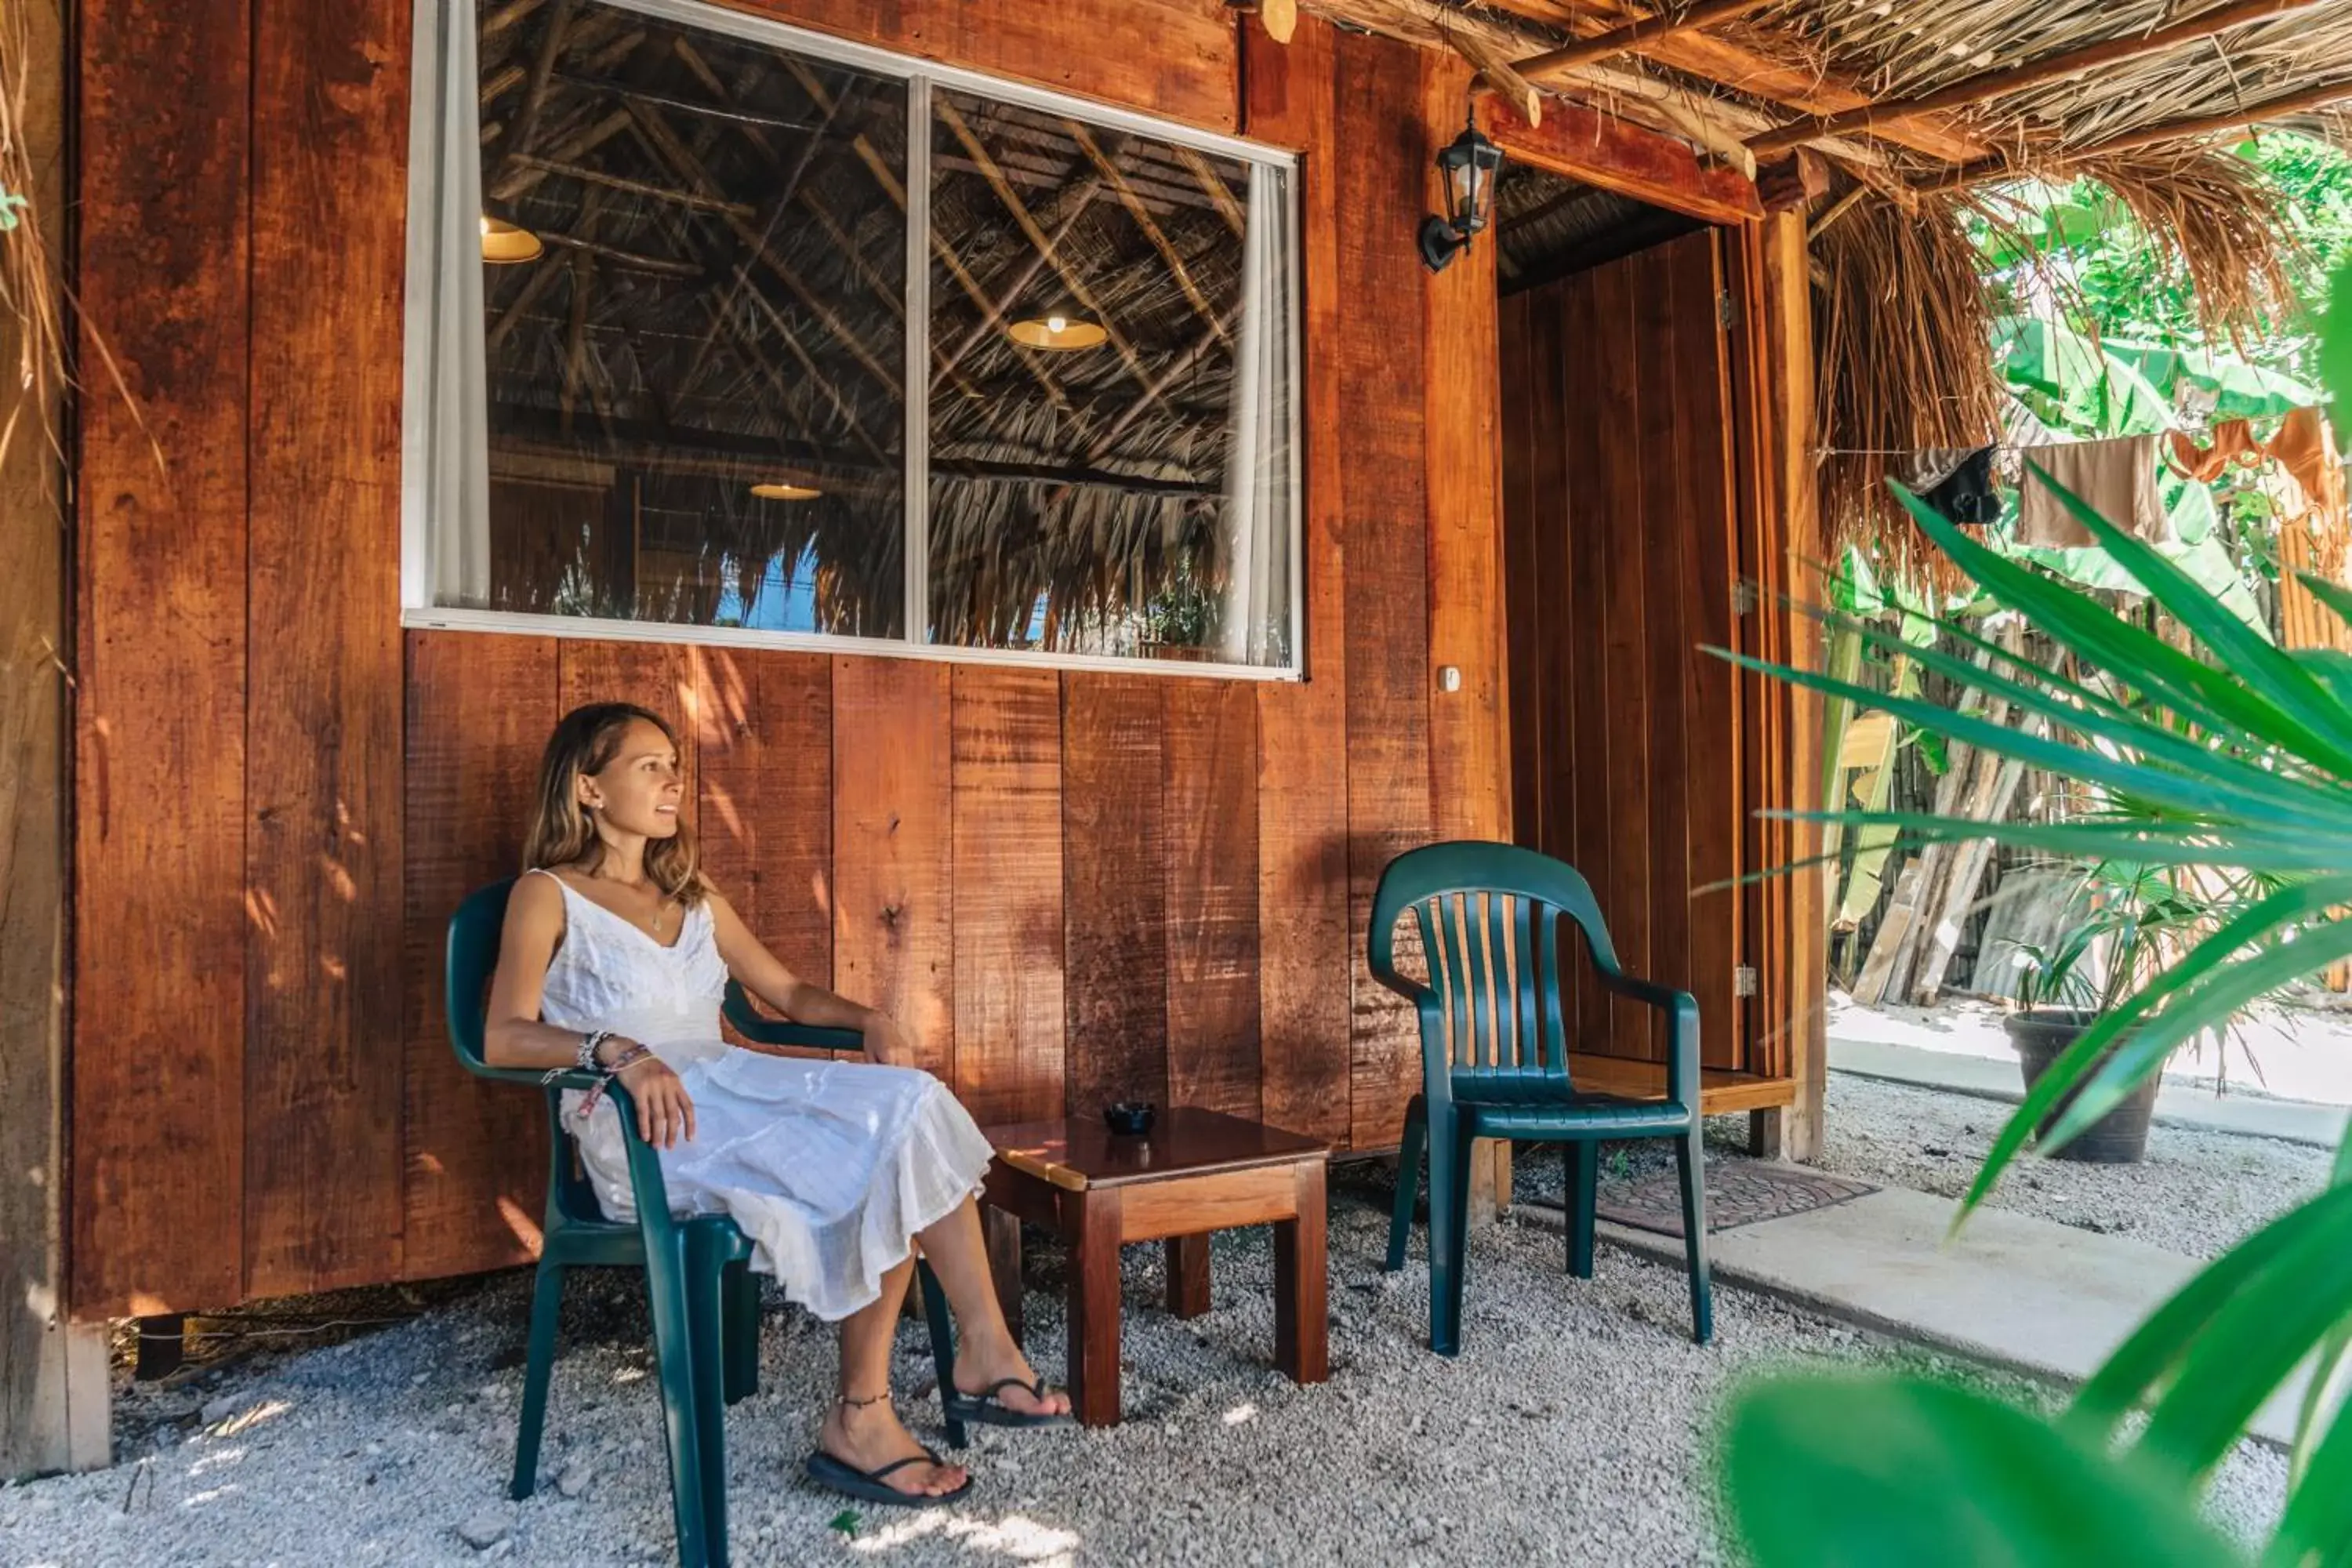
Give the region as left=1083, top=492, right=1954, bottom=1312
left=977, top=1108, right=1330, bottom=1427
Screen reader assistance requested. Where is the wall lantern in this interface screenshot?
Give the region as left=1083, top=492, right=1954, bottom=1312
left=1417, top=114, right=1504, bottom=274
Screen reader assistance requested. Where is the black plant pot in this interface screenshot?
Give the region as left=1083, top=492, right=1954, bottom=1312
left=2002, top=1007, right=2161, bottom=1164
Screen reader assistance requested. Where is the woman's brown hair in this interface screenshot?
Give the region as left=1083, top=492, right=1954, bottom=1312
left=524, top=702, right=708, bottom=904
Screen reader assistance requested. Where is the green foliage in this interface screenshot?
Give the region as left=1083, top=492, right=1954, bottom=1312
left=1715, top=249, right=2352, bottom=1563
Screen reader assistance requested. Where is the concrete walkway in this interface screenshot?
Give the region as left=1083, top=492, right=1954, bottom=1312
left=1552, top=1179, right=2307, bottom=1447
left=1830, top=1034, right=2351, bottom=1149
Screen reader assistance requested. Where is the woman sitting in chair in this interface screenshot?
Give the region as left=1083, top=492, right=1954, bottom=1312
left=485, top=701, right=1069, bottom=1508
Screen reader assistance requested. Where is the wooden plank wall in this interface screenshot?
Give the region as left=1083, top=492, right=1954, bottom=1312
left=67, top=4, right=1508, bottom=1313
left=1498, top=230, right=1748, bottom=1072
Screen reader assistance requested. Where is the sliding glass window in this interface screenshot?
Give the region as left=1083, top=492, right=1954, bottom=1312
left=406, top=0, right=1301, bottom=673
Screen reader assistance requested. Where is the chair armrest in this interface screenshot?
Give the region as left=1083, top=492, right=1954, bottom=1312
left=1595, top=971, right=1702, bottom=1109
left=464, top=1062, right=606, bottom=1092
left=723, top=981, right=864, bottom=1054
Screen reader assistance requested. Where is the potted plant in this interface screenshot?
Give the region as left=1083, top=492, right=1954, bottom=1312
left=1999, top=860, right=2210, bottom=1163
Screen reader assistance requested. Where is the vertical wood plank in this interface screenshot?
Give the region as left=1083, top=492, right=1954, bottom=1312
left=1335, top=30, right=1434, bottom=1150
left=1631, top=248, right=1690, bottom=1065
left=1762, top=212, right=1825, bottom=1151
left=0, top=0, right=93, bottom=1460
left=1423, top=60, right=1507, bottom=852
left=833, top=657, right=954, bottom=1078
left=1165, top=681, right=1261, bottom=1119
left=401, top=632, right=559, bottom=1280
left=740, top=0, right=1241, bottom=133
left=73, top=0, right=252, bottom=1316
left=241, top=0, right=411, bottom=1299
left=1422, top=53, right=1511, bottom=1209
left=1499, top=289, right=1542, bottom=855
left=1062, top=673, right=1167, bottom=1113
left=1246, top=14, right=1352, bottom=1149
left=696, top=649, right=833, bottom=988
left=1588, top=259, right=1653, bottom=1061
left=1558, top=268, right=1616, bottom=1054
left=1668, top=231, right=1745, bottom=1072
left=951, top=666, right=1065, bottom=1124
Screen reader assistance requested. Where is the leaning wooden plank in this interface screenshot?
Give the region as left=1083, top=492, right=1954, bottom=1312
left=1336, top=29, right=1436, bottom=1151
left=951, top=666, right=1066, bottom=1124
left=1166, top=681, right=1262, bottom=1121
left=72, top=0, right=252, bottom=1317
left=1244, top=15, right=1352, bottom=1151
left=401, top=632, right=560, bottom=1281
left=241, top=0, right=412, bottom=1300
left=1062, top=673, right=1170, bottom=1112
left=696, top=648, right=833, bottom=991
left=833, top=657, right=954, bottom=1080
left=1486, top=95, right=1762, bottom=224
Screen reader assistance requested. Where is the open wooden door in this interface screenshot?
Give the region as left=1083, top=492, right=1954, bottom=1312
left=1500, top=227, right=1753, bottom=1080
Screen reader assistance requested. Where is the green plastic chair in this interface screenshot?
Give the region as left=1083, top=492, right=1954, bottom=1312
left=1370, top=842, right=1712, bottom=1355
left=445, top=880, right=964, bottom=1568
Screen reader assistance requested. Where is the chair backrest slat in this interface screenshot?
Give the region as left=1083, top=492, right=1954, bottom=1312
left=1368, top=842, right=1621, bottom=1095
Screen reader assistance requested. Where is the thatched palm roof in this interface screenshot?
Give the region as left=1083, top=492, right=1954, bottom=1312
left=477, top=2, right=1256, bottom=648
left=1316, top=0, right=2352, bottom=568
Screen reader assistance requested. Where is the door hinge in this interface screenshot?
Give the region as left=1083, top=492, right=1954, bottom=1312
left=1717, top=290, right=1739, bottom=329
left=1733, top=964, right=1759, bottom=999
left=1730, top=581, right=1759, bottom=615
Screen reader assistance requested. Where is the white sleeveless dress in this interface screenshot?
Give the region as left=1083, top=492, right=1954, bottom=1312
left=528, top=869, right=997, bottom=1322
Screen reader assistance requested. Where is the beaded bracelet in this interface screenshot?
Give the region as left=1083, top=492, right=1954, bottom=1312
left=576, top=1042, right=655, bottom=1120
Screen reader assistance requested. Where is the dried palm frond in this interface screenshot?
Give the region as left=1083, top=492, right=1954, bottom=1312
left=1812, top=191, right=2005, bottom=580
left=2071, top=147, right=2299, bottom=348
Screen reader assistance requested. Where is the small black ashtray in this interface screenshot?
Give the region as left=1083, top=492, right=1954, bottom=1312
left=1103, top=1100, right=1156, bottom=1137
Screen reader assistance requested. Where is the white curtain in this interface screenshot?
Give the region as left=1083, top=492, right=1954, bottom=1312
left=1219, top=162, right=1295, bottom=666
left=402, top=0, right=492, bottom=607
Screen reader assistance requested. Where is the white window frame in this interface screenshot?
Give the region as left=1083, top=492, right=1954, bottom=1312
left=400, top=0, right=1308, bottom=682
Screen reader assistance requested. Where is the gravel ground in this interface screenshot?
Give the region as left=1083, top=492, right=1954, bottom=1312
left=0, top=1167, right=2288, bottom=1566
left=1512, top=1073, right=2332, bottom=1262
left=1816, top=1073, right=2332, bottom=1259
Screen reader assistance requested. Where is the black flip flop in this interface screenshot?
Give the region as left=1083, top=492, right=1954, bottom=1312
left=942, top=1377, right=1076, bottom=1429
left=802, top=1447, right=972, bottom=1508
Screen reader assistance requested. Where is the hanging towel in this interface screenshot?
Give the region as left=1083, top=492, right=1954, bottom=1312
left=2017, top=434, right=2170, bottom=549
left=2165, top=419, right=2262, bottom=483
left=1920, top=445, right=2001, bottom=528
left=1899, top=446, right=1978, bottom=493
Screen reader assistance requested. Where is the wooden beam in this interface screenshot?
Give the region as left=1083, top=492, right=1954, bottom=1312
left=1488, top=95, right=1762, bottom=225
left=1922, top=77, right=2352, bottom=192
left=1751, top=0, right=2329, bottom=156
left=1447, top=27, right=1544, bottom=129
left=1062, top=122, right=1229, bottom=343
left=1465, top=0, right=1992, bottom=163
left=1512, top=0, right=1771, bottom=78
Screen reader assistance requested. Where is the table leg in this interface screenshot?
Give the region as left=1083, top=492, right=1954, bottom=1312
left=1274, top=1160, right=1329, bottom=1385
left=983, top=1205, right=1025, bottom=1345
left=1165, top=1233, right=1210, bottom=1319
left=1066, top=1188, right=1124, bottom=1426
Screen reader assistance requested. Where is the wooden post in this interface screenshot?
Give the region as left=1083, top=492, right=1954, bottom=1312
left=1755, top=209, right=1825, bottom=1162
left=2, top=0, right=107, bottom=1479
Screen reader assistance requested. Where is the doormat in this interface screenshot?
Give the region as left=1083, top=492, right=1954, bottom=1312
left=1593, top=1161, right=1877, bottom=1237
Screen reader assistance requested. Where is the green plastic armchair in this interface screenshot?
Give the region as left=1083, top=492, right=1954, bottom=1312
left=1370, top=842, right=1712, bottom=1355
left=445, top=879, right=963, bottom=1568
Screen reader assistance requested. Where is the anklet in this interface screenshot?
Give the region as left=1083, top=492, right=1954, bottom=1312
left=838, top=1390, right=891, bottom=1410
